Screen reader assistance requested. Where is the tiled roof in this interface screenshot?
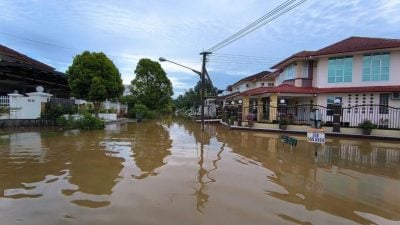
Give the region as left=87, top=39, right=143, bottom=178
left=0, top=44, right=54, bottom=71
left=232, top=71, right=271, bottom=86
left=271, top=51, right=314, bottom=69
left=240, top=84, right=316, bottom=96
left=240, top=87, right=272, bottom=96
left=238, top=84, right=400, bottom=97
left=317, top=85, right=400, bottom=93
left=312, top=36, right=400, bottom=56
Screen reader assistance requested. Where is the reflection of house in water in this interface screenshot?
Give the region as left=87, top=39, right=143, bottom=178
left=0, top=132, right=68, bottom=198
left=319, top=143, right=400, bottom=171
left=9, top=132, right=46, bottom=162
left=132, top=121, right=172, bottom=179
left=222, top=131, right=400, bottom=224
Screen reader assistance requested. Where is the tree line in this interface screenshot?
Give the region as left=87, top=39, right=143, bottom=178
left=66, top=51, right=174, bottom=118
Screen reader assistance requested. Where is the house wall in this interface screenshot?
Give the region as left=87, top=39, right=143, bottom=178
left=316, top=50, right=400, bottom=88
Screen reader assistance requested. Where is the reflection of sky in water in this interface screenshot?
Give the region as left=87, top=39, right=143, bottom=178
left=0, top=121, right=399, bottom=225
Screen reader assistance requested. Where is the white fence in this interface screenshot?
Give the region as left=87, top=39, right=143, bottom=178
left=1, top=91, right=127, bottom=120
left=0, top=96, right=9, bottom=106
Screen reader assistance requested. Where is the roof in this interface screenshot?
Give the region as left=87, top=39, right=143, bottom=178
left=232, top=71, right=271, bottom=87
left=271, top=51, right=314, bottom=69
left=312, top=36, right=400, bottom=56
left=0, top=44, right=54, bottom=72
left=238, top=84, right=400, bottom=97
left=317, top=85, right=400, bottom=93
left=240, top=84, right=316, bottom=96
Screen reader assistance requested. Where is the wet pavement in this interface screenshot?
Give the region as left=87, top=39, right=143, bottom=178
left=0, top=118, right=399, bottom=225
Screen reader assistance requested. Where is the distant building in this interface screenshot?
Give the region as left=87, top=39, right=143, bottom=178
left=123, top=85, right=132, bottom=96
left=0, top=44, right=70, bottom=98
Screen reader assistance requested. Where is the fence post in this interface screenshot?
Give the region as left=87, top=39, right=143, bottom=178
left=237, top=99, right=243, bottom=126
left=278, top=99, right=288, bottom=129
left=333, top=98, right=342, bottom=132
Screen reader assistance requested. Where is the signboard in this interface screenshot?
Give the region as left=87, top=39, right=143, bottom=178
left=307, top=128, right=325, bottom=143
left=280, top=135, right=297, bottom=147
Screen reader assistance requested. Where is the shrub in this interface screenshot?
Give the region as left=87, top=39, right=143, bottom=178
left=42, top=103, right=76, bottom=119
left=358, top=120, right=377, bottom=129
left=76, top=113, right=105, bottom=130
left=279, top=117, right=290, bottom=125
left=56, top=113, right=104, bottom=130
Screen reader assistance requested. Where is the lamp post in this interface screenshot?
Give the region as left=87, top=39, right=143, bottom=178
left=159, top=55, right=210, bottom=131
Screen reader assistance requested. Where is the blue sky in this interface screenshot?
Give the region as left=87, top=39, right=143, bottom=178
left=1, top=0, right=400, bottom=97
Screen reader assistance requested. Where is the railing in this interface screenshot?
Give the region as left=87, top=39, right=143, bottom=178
left=341, top=104, right=400, bottom=129
left=49, top=97, right=75, bottom=109
left=0, top=96, right=10, bottom=106
left=226, top=103, right=400, bottom=129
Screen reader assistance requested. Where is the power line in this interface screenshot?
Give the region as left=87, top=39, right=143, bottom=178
left=207, top=0, right=307, bottom=52
left=212, top=53, right=281, bottom=60
left=209, top=57, right=278, bottom=63
left=208, top=60, right=275, bottom=66
left=207, top=0, right=297, bottom=52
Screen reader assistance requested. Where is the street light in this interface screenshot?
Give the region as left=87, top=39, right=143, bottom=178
left=159, top=56, right=206, bottom=131
left=159, top=57, right=201, bottom=76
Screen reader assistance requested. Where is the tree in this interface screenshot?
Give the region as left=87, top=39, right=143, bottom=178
left=131, top=58, right=173, bottom=113
left=174, top=79, right=218, bottom=111
left=66, top=51, right=124, bottom=111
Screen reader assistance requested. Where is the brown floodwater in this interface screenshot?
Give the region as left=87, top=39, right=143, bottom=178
left=0, top=118, right=399, bottom=225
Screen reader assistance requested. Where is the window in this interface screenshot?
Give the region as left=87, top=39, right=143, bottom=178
left=379, top=93, right=389, bottom=114
left=301, top=62, right=309, bottom=78
left=327, top=96, right=342, bottom=116
left=261, top=82, right=264, bottom=86
left=284, top=64, right=296, bottom=80
left=277, top=73, right=285, bottom=85
left=362, top=53, right=389, bottom=81
left=268, top=82, right=274, bottom=87
left=328, top=57, right=352, bottom=83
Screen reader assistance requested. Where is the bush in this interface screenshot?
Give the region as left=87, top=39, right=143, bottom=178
left=358, top=120, right=377, bottom=129
left=42, top=103, right=76, bottom=119
left=56, top=113, right=104, bottom=130
left=279, top=117, right=290, bottom=125
left=76, top=113, right=105, bottom=130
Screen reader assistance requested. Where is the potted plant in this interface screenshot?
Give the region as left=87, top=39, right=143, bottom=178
left=279, top=117, right=290, bottom=130
left=247, top=114, right=255, bottom=127
left=358, top=119, right=377, bottom=135
left=229, top=115, right=236, bottom=125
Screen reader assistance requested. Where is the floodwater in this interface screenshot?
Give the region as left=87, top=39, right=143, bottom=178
left=0, top=118, right=399, bottom=225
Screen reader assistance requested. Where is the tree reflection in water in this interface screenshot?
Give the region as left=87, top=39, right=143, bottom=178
left=131, top=121, right=172, bottom=179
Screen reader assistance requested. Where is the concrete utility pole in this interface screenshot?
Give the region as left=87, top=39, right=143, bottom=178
left=200, top=52, right=211, bottom=132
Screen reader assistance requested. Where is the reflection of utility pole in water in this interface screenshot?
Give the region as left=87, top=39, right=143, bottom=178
left=192, top=132, right=225, bottom=213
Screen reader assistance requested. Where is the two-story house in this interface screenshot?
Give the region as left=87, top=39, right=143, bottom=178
left=225, top=36, right=400, bottom=128
left=222, top=70, right=275, bottom=121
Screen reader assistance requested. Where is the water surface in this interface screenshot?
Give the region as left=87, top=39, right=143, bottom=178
left=0, top=119, right=399, bottom=225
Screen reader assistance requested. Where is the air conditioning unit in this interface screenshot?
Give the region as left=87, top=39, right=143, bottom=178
left=392, top=92, right=400, bottom=100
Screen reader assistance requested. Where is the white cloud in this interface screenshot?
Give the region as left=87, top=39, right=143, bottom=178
left=2, top=0, right=400, bottom=95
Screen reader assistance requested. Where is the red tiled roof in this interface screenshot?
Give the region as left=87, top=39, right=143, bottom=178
left=232, top=71, right=271, bottom=86
left=240, top=84, right=316, bottom=96
left=240, top=87, right=272, bottom=96
left=0, top=44, right=54, bottom=71
left=238, top=84, right=400, bottom=97
left=271, top=51, right=314, bottom=69
left=312, top=36, right=400, bottom=56
left=317, top=86, right=400, bottom=93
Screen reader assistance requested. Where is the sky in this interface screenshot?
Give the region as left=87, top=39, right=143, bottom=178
left=1, top=0, right=400, bottom=97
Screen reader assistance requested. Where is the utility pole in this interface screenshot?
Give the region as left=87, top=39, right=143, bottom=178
left=200, top=51, right=211, bottom=132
